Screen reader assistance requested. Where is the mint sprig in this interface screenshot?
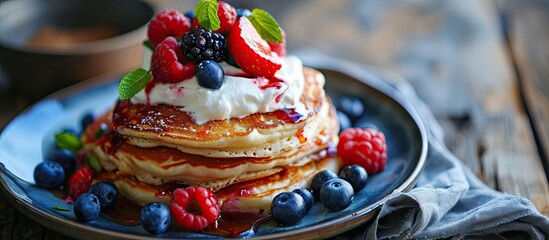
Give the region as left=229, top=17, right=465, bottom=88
left=55, top=132, right=82, bottom=153
left=143, top=40, right=155, bottom=51
left=118, top=68, right=151, bottom=100
left=195, top=0, right=220, bottom=31
left=53, top=206, right=70, bottom=211
left=248, top=9, right=282, bottom=43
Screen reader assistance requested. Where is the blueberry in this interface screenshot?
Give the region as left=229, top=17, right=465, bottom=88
left=73, top=193, right=100, bottom=222
left=196, top=60, right=224, bottom=90
left=310, top=170, right=338, bottom=199
left=337, top=96, right=364, bottom=120
left=33, top=161, right=65, bottom=189
left=337, top=111, right=352, bottom=131
left=320, top=179, right=354, bottom=211
left=140, top=202, right=171, bottom=234
left=271, top=192, right=306, bottom=226
left=81, top=112, right=94, bottom=132
left=47, top=148, right=76, bottom=176
left=183, top=10, right=194, bottom=20
left=88, top=182, right=118, bottom=209
left=292, top=189, right=314, bottom=212
left=236, top=8, right=252, bottom=18
left=339, top=165, right=368, bottom=192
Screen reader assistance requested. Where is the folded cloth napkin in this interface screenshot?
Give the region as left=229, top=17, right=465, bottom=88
left=297, top=51, right=549, bottom=240
left=362, top=75, right=549, bottom=240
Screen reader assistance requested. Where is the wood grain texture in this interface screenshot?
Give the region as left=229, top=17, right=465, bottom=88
left=480, top=112, right=549, bottom=214
left=507, top=1, right=549, bottom=171
left=0, top=193, right=72, bottom=240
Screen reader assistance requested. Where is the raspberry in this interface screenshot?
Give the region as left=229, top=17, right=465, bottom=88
left=337, top=128, right=387, bottom=174
left=181, top=27, right=225, bottom=62
left=191, top=1, right=236, bottom=34
left=147, top=9, right=191, bottom=47
left=169, top=186, right=220, bottom=231
left=216, top=1, right=237, bottom=34
left=68, top=165, right=94, bottom=198
left=227, top=17, right=282, bottom=77
left=268, top=29, right=286, bottom=57
left=151, top=37, right=196, bottom=83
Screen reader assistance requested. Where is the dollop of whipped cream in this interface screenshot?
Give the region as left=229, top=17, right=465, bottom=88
left=131, top=55, right=308, bottom=124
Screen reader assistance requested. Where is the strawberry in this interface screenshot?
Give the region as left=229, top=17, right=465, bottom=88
left=228, top=17, right=282, bottom=77
left=268, top=29, right=286, bottom=57
left=169, top=186, right=220, bottom=231
left=191, top=1, right=236, bottom=34
left=151, top=37, right=196, bottom=83
left=68, top=165, right=94, bottom=198
left=337, top=128, right=387, bottom=174
left=147, top=9, right=191, bottom=47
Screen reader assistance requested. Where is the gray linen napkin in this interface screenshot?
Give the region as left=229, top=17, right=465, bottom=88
left=297, top=51, right=549, bottom=240
left=365, top=76, right=549, bottom=240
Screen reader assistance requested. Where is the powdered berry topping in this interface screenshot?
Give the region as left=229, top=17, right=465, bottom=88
left=337, top=128, right=387, bottom=174
left=151, top=37, right=196, bottom=83
left=147, top=9, right=191, bottom=47
left=169, top=186, right=220, bottom=231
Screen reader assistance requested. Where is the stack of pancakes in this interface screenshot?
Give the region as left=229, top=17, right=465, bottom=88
left=82, top=67, right=340, bottom=214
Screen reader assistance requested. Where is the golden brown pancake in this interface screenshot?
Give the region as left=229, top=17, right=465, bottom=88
left=111, top=67, right=325, bottom=150
left=95, top=153, right=341, bottom=214
left=83, top=99, right=338, bottom=188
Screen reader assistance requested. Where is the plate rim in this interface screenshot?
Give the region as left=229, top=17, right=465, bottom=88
left=0, top=60, right=428, bottom=240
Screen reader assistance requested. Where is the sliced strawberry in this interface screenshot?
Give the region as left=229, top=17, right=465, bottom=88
left=228, top=18, right=282, bottom=77
left=68, top=165, right=94, bottom=198
left=268, top=29, right=286, bottom=57
left=151, top=37, right=196, bottom=83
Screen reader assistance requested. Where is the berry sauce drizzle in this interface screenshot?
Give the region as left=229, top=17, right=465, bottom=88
left=254, top=76, right=288, bottom=104
left=144, top=79, right=156, bottom=106
left=274, top=109, right=303, bottom=123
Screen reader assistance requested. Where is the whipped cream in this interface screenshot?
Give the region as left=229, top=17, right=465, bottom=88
left=131, top=55, right=308, bottom=124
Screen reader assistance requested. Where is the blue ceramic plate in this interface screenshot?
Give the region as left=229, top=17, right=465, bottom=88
left=0, top=56, right=427, bottom=239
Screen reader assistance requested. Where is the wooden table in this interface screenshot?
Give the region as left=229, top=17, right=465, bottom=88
left=1, top=0, right=548, bottom=239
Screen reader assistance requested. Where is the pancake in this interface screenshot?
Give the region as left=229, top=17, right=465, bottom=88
left=95, top=152, right=341, bottom=214
left=83, top=98, right=338, bottom=188
left=112, top=67, right=325, bottom=151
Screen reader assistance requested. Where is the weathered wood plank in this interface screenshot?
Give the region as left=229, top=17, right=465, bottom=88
left=0, top=193, right=73, bottom=240
left=480, top=112, right=549, bottom=215
left=506, top=1, right=549, bottom=173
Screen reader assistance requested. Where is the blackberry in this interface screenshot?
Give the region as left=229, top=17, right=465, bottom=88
left=181, top=27, right=225, bottom=62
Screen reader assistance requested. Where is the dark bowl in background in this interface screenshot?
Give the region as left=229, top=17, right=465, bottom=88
left=0, top=0, right=155, bottom=100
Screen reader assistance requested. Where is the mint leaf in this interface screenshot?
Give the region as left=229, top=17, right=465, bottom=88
left=118, top=68, right=151, bottom=100
left=195, top=0, right=220, bottom=31
left=53, top=206, right=70, bottom=211
left=248, top=9, right=282, bottom=43
left=86, top=155, right=102, bottom=172
left=143, top=40, right=155, bottom=51
left=55, top=132, right=82, bottom=153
